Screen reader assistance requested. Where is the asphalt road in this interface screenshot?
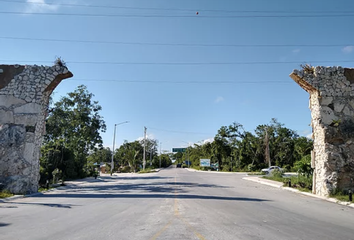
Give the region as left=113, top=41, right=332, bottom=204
left=1, top=168, right=354, bottom=240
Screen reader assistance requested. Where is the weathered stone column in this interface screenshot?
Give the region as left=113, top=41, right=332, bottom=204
left=290, top=66, right=354, bottom=197
left=0, top=63, right=73, bottom=194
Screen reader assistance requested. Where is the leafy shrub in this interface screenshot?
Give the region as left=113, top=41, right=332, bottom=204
left=0, top=190, right=13, bottom=198
left=264, top=173, right=312, bottom=191
left=330, top=189, right=353, bottom=202
left=247, top=164, right=256, bottom=171
left=139, top=169, right=154, bottom=174
left=282, top=165, right=293, bottom=172
left=271, top=169, right=283, bottom=178
left=120, top=166, right=131, bottom=173
left=290, top=175, right=312, bottom=190
left=294, top=155, right=313, bottom=177
left=247, top=172, right=264, bottom=175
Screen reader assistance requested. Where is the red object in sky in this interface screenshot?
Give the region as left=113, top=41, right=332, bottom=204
left=196, top=11, right=199, bottom=15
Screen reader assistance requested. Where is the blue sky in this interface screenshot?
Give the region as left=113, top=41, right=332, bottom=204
left=1, top=0, right=354, bottom=152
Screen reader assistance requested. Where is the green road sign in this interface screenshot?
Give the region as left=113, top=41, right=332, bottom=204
left=172, top=148, right=186, bottom=153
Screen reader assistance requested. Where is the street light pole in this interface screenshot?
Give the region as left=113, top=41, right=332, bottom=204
left=110, top=124, right=117, bottom=176
left=265, top=127, right=271, bottom=167
left=159, top=142, right=162, bottom=168
left=111, top=121, right=129, bottom=176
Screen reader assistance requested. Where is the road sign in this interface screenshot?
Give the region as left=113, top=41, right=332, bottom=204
left=200, top=159, right=210, bottom=167
left=172, top=148, right=186, bottom=153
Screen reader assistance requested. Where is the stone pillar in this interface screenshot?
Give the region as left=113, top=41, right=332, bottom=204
left=290, top=66, right=354, bottom=197
left=0, top=64, right=73, bottom=194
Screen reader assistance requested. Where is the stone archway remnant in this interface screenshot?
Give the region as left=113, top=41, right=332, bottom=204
left=0, top=63, right=73, bottom=194
left=290, top=66, right=354, bottom=197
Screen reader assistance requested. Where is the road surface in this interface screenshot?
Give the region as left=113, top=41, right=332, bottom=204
left=1, top=168, right=354, bottom=240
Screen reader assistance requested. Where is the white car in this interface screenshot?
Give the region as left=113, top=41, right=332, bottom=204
left=261, top=166, right=283, bottom=175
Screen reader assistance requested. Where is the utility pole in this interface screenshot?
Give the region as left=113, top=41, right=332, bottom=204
left=111, top=124, right=117, bottom=176
left=265, top=128, right=271, bottom=167
left=110, top=121, right=129, bottom=176
left=150, top=147, right=153, bottom=167
left=159, top=142, right=162, bottom=168
left=143, top=126, right=147, bottom=171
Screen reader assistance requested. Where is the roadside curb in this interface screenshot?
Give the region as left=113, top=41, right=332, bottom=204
left=110, top=169, right=161, bottom=176
left=0, top=177, right=100, bottom=203
left=185, top=168, right=247, bottom=175
left=242, top=177, right=354, bottom=209
left=0, top=195, right=24, bottom=203
left=0, top=185, right=70, bottom=203
left=243, top=176, right=283, bottom=188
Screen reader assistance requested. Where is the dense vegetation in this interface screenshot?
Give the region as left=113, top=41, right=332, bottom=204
left=108, top=139, right=172, bottom=173
left=40, top=85, right=106, bottom=183
left=39, top=85, right=171, bottom=184
left=40, top=86, right=310, bottom=184
left=175, top=119, right=313, bottom=173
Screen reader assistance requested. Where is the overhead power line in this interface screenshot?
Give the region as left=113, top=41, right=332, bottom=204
left=70, top=79, right=291, bottom=84
left=0, top=36, right=351, bottom=48
left=0, top=0, right=352, bottom=14
left=0, top=11, right=354, bottom=18
left=148, top=127, right=214, bottom=136
left=1, top=59, right=353, bottom=66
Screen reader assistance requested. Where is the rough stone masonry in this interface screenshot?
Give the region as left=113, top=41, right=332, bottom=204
left=0, top=63, right=73, bottom=194
left=290, top=66, right=354, bottom=197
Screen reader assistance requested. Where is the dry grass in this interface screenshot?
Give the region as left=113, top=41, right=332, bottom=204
left=300, top=63, right=314, bottom=74
left=0, top=191, right=13, bottom=199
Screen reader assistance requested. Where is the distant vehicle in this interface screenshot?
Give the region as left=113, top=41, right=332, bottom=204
left=261, top=166, right=283, bottom=175
left=176, top=163, right=182, bottom=168
left=211, top=163, right=219, bottom=171
left=184, top=161, right=191, bottom=166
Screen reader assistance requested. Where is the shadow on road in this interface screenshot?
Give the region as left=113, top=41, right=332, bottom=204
left=62, top=181, right=228, bottom=195
left=15, top=172, right=268, bottom=203
left=75, top=176, right=172, bottom=184
left=4, top=202, right=77, bottom=208
left=0, top=223, right=11, bottom=227
left=113, top=176, right=173, bottom=181
left=0, top=205, right=18, bottom=208
left=33, top=193, right=269, bottom=202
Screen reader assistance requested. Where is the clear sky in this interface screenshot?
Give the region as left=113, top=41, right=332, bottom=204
left=1, top=0, right=354, bottom=152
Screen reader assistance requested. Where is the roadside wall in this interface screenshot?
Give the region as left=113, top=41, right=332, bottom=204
left=0, top=64, right=73, bottom=194
left=290, top=66, right=354, bottom=197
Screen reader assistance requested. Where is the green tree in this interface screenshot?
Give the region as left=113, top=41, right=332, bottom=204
left=184, top=119, right=313, bottom=172
left=40, top=140, right=75, bottom=184
left=114, top=141, right=143, bottom=172
left=153, top=154, right=172, bottom=168
left=255, top=119, right=298, bottom=168
left=142, top=138, right=158, bottom=167
left=87, top=147, right=112, bottom=173
left=213, top=122, right=243, bottom=170
left=174, top=152, right=184, bottom=164
left=294, top=137, right=313, bottom=159
left=41, top=85, right=106, bottom=180
left=236, top=131, right=262, bottom=170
